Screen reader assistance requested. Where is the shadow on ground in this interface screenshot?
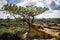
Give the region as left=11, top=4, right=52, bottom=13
left=0, top=32, right=23, bottom=40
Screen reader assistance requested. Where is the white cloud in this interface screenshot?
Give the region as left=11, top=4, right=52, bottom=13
left=35, top=10, right=60, bottom=19
left=0, top=11, right=10, bottom=19
left=0, top=0, right=7, bottom=9
left=0, top=11, right=15, bottom=19
left=0, top=0, right=60, bottom=19
left=16, top=0, right=45, bottom=7
left=55, top=0, right=60, bottom=5
left=0, top=0, right=8, bottom=19
left=16, top=0, right=52, bottom=7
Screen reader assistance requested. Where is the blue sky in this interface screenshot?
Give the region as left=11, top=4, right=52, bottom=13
left=0, top=0, right=60, bottom=19
left=5, top=0, right=60, bottom=10
left=6, top=0, right=21, bottom=4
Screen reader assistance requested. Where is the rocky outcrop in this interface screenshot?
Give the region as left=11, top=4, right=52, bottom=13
left=26, top=23, right=60, bottom=39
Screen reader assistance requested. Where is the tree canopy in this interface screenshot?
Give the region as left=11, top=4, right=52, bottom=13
left=3, top=4, right=49, bottom=27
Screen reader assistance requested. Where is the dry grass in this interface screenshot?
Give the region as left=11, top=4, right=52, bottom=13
left=0, top=27, right=28, bottom=35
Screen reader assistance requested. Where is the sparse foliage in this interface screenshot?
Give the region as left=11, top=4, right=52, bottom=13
left=3, top=4, right=48, bottom=27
